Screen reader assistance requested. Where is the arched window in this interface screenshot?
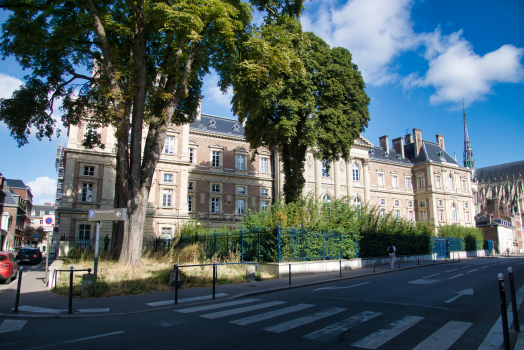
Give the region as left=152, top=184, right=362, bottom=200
left=451, top=203, right=456, bottom=222
left=354, top=197, right=361, bottom=209
left=353, top=163, right=359, bottom=181
left=323, top=194, right=331, bottom=203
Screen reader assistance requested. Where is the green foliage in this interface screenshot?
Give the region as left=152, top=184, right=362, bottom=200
left=232, top=19, right=370, bottom=203
left=438, top=224, right=484, bottom=251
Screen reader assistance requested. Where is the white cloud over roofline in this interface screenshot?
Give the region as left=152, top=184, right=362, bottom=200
left=26, top=177, right=57, bottom=205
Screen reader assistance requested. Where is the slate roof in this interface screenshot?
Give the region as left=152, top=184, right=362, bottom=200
left=474, top=160, right=524, bottom=182
left=189, top=114, right=244, bottom=138
left=404, top=140, right=460, bottom=166
left=475, top=215, right=512, bottom=228
left=32, top=205, right=55, bottom=217
left=368, top=146, right=411, bottom=165
left=5, top=179, right=27, bottom=189
left=2, top=190, right=17, bottom=206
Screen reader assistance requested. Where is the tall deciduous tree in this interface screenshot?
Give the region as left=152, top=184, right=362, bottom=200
left=232, top=19, right=370, bottom=203
left=0, top=0, right=304, bottom=265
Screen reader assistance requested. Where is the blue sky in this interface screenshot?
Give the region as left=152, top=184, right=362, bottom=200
left=1, top=0, right=523, bottom=205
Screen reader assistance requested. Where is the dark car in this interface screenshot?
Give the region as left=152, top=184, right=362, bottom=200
left=0, top=252, right=19, bottom=284
left=16, top=248, right=42, bottom=265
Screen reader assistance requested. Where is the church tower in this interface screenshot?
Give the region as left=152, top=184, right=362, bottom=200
left=463, top=102, right=475, bottom=169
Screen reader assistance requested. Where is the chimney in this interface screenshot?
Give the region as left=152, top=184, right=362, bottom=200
left=392, top=137, right=405, bottom=158
left=379, top=135, right=389, bottom=154
left=436, top=134, right=445, bottom=150
left=195, top=98, right=202, bottom=121
left=405, top=133, right=413, bottom=144
left=44, top=202, right=52, bottom=206
left=413, top=128, right=422, bottom=157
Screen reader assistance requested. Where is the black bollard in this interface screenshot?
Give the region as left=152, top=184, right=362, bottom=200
left=508, top=267, right=520, bottom=332
left=212, top=261, right=216, bottom=299
left=68, top=266, right=74, bottom=315
left=373, top=259, right=375, bottom=273
left=417, top=255, right=420, bottom=266
left=498, top=273, right=510, bottom=350
left=339, top=260, right=342, bottom=278
left=398, top=256, right=401, bottom=269
left=289, top=264, right=291, bottom=285
left=14, top=266, right=24, bottom=313
left=174, top=263, right=179, bottom=305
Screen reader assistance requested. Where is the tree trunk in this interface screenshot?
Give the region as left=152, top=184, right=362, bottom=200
left=281, top=139, right=308, bottom=203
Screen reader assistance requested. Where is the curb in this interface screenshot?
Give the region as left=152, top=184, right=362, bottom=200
left=0, top=259, right=461, bottom=319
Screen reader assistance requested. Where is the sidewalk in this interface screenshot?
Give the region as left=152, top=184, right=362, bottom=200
left=0, top=255, right=502, bottom=318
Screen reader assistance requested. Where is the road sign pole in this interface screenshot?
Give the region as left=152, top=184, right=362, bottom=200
left=94, top=221, right=101, bottom=279
left=498, top=273, right=510, bottom=350
left=45, top=235, right=50, bottom=285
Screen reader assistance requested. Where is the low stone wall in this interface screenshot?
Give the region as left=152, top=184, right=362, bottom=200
left=466, top=249, right=489, bottom=257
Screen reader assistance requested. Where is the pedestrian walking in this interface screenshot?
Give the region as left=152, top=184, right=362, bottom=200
left=388, top=243, right=396, bottom=268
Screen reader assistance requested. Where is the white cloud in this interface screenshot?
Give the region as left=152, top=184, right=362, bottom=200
left=27, top=177, right=57, bottom=205
left=203, top=73, right=233, bottom=109
left=302, top=0, right=524, bottom=105
left=0, top=73, right=23, bottom=99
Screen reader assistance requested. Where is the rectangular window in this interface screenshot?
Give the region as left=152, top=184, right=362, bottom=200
left=419, top=200, right=426, bottom=207
left=394, top=200, right=400, bottom=206
left=81, top=183, right=93, bottom=202
left=260, top=158, right=268, bottom=173
left=261, top=201, right=269, bottom=211
left=79, top=224, right=90, bottom=241
left=164, top=174, right=173, bottom=183
left=164, top=136, right=174, bottom=154
left=84, top=166, right=95, bottom=176
left=189, top=148, right=194, bottom=164
left=30, top=219, right=34, bottom=224
left=380, top=199, right=386, bottom=205
left=392, top=175, right=398, bottom=188
left=31, top=210, right=35, bottom=216
left=462, top=180, right=467, bottom=192
left=212, top=151, right=220, bottom=167
left=211, top=184, right=220, bottom=193
left=188, top=196, right=193, bottom=212
left=161, top=227, right=172, bottom=239
left=408, top=211, right=414, bottom=222
left=237, top=154, right=245, bottom=170
left=322, top=160, right=330, bottom=177
left=188, top=182, right=193, bottom=190
left=439, top=210, right=444, bottom=221
left=237, top=199, right=245, bottom=214
left=408, top=201, right=413, bottom=207
left=49, top=211, right=54, bottom=215
left=465, top=211, right=470, bottom=223
left=39, top=220, right=43, bottom=225
left=162, top=189, right=172, bottom=207
left=418, top=177, right=424, bottom=189
left=395, top=210, right=400, bottom=219
left=353, top=164, right=359, bottom=181
left=405, top=177, right=411, bottom=190
left=438, top=200, right=443, bottom=206
left=378, top=173, right=384, bottom=186
left=211, top=198, right=220, bottom=213
left=261, top=188, right=268, bottom=196
left=465, top=202, right=469, bottom=209
left=448, top=175, right=453, bottom=189
left=237, top=186, right=245, bottom=195
left=435, top=176, right=441, bottom=188
left=40, top=211, right=45, bottom=216
left=420, top=211, right=426, bottom=222
left=380, top=209, right=385, bottom=218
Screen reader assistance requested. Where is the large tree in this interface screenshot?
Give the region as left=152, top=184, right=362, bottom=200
left=0, top=0, right=304, bottom=265
left=232, top=19, right=370, bottom=203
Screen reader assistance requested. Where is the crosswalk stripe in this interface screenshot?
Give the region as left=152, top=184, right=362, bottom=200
left=412, top=320, right=472, bottom=350
left=230, top=304, right=315, bottom=326
left=201, top=301, right=286, bottom=319
left=352, top=315, right=424, bottom=349
left=0, top=320, right=26, bottom=334
left=175, top=299, right=260, bottom=314
left=264, top=307, right=346, bottom=334
left=304, top=311, right=382, bottom=341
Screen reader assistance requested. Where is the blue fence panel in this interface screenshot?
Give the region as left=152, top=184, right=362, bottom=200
left=432, top=238, right=447, bottom=259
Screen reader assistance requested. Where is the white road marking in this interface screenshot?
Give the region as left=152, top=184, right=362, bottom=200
left=0, top=320, right=26, bottom=334
left=445, top=269, right=458, bottom=273
left=175, top=299, right=259, bottom=313
left=313, top=282, right=369, bottom=292
left=444, top=289, right=473, bottom=304
left=466, top=269, right=478, bottom=273
left=304, top=311, right=382, bottom=341
left=480, top=266, right=489, bottom=269
left=147, top=293, right=229, bottom=306
left=448, top=274, right=463, bottom=279
left=264, top=307, right=346, bottom=333
left=422, top=274, right=441, bottom=279
left=77, top=308, right=110, bottom=313
left=461, top=265, right=472, bottom=269
left=408, top=279, right=439, bottom=284
left=352, top=315, right=424, bottom=349
left=201, top=301, right=286, bottom=319
left=11, top=306, right=67, bottom=314
left=230, top=304, right=315, bottom=326
left=25, top=331, right=124, bottom=350
left=154, top=319, right=189, bottom=327
left=412, top=321, right=472, bottom=350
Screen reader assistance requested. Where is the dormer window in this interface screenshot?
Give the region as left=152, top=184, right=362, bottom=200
left=208, top=119, right=217, bottom=128
left=232, top=124, right=240, bottom=132
left=369, top=149, right=375, bottom=156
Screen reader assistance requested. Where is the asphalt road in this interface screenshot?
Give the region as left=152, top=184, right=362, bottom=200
left=2, top=257, right=524, bottom=350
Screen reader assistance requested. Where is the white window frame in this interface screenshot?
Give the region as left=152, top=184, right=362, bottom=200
left=237, top=199, right=245, bottom=215
left=161, top=227, right=172, bottom=239
left=164, top=136, right=175, bottom=154
left=405, top=177, right=411, bottom=190
left=418, top=177, right=424, bottom=189
left=354, top=197, right=362, bottom=209
left=435, top=175, right=441, bottom=189
left=49, top=211, right=54, bottom=215
left=419, top=200, right=426, bottom=207
left=408, top=201, right=413, bottom=208
left=212, top=151, right=220, bottom=167
left=323, top=194, right=331, bottom=203
left=408, top=211, right=414, bottom=222
left=260, top=157, right=269, bottom=173
left=451, top=203, right=457, bottom=222
left=211, top=197, right=220, bottom=213
left=164, top=173, right=173, bottom=183
left=79, top=224, right=91, bottom=241
left=439, top=209, right=444, bottom=222
left=353, top=163, right=360, bottom=181
left=380, top=208, right=385, bottom=218
left=395, top=210, right=400, bottom=219
left=392, top=175, right=398, bottom=188
left=448, top=174, right=453, bottom=190
left=261, top=188, right=269, bottom=197
left=237, top=154, right=245, bottom=171
left=464, top=202, right=469, bottom=209
left=394, top=199, right=400, bottom=207
left=162, top=189, right=172, bottom=207
left=379, top=198, right=386, bottom=205
left=462, top=179, right=467, bottom=192
left=81, top=183, right=93, bottom=202
left=211, top=184, right=220, bottom=193
left=237, top=186, right=245, bottom=195
left=465, top=211, right=470, bottom=223
left=188, top=196, right=193, bottom=212
left=31, top=210, right=36, bottom=216
left=438, top=199, right=443, bottom=206
left=261, top=201, right=269, bottom=211
left=378, top=173, right=384, bottom=187
left=420, top=210, right=426, bottom=222
left=39, top=211, right=45, bottom=216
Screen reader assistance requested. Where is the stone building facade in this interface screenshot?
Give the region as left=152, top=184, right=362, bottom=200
left=57, top=111, right=475, bottom=242
left=1, top=179, right=32, bottom=251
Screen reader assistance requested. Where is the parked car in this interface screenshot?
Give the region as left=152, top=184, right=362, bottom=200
left=0, top=252, right=19, bottom=284
left=16, top=248, right=42, bottom=265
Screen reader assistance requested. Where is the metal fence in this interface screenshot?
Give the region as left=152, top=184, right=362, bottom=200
left=60, top=236, right=175, bottom=254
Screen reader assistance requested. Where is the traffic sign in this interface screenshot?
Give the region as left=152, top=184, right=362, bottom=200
left=43, top=227, right=53, bottom=232
left=43, top=215, right=55, bottom=228
left=53, top=227, right=60, bottom=233
left=34, top=233, right=40, bottom=239
left=88, top=208, right=127, bottom=221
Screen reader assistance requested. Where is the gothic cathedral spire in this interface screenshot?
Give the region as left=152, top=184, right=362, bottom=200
left=463, top=101, right=475, bottom=169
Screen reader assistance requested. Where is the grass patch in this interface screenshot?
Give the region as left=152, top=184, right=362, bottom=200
left=52, top=244, right=251, bottom=298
